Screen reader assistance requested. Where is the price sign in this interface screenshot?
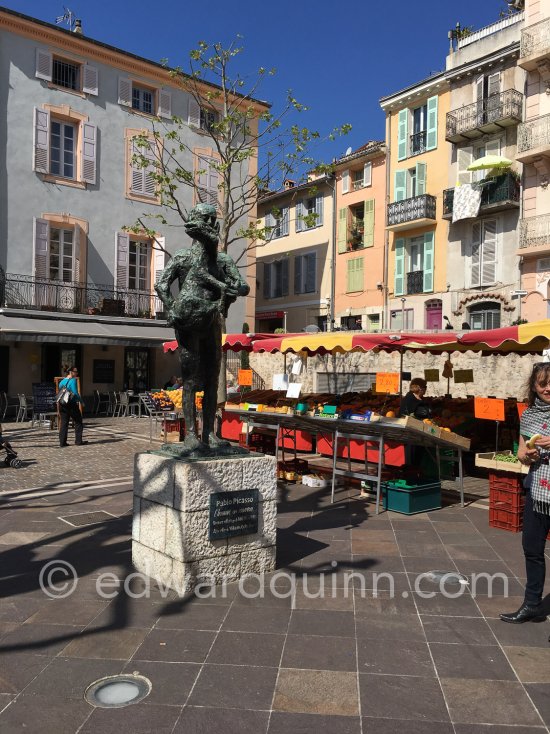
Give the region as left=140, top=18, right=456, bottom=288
left=424, top=369, right=439, bottom=382
left=238, top=369, right=253, bottom=386
left=454, top=369, right=474, bottom=384
left=517, top=402, right=528, bottom=418
left=375, top=372, right=400, bottom=394
left=474, top=397, right=505, bottom=422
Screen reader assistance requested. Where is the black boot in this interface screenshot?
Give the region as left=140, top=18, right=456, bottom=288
left=500, top=602, right=546, bottom=624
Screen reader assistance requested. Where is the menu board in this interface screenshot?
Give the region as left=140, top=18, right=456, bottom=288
left=93, top=359, right=115, bottom=384
left=31, top=382, right=56, bottom=414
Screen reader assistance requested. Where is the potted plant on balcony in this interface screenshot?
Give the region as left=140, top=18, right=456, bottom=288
left=347, top=226, right=364, bottom=250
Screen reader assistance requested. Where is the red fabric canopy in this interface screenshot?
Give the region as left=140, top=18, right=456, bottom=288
left=162, top=333, right=276, bottom=353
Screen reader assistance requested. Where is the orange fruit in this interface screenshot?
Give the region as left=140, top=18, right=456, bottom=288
left=385, top=411, right=395, bottom=417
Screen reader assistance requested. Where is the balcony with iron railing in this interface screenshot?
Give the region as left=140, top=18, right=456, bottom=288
left=409, top=130, right=427, bottom=157
left=445, top=90, right=523, bottom=143
left=386, top=194, right=436, bottom=231
left=0, top=270, right=164, bottom=319
left=518, top=213, right=550, bottom=257
left=442, top=172, right=520, bottom=220
left=406, top=270, right=424, bottom=295
left=519, top=17, right=550, bottom=71
left=516, top=113, right=550, bottom=164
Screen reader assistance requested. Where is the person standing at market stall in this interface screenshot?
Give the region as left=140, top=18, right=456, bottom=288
left=399, top=378, right=431, bottom=420
left=58, top=366, right=86, bottom=447
left=500, top=363, right=550, bottom=624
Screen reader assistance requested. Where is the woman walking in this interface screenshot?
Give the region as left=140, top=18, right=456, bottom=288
left=500, top=362, right=550, bottom=624
left=58, top=366, right=86, bottom=447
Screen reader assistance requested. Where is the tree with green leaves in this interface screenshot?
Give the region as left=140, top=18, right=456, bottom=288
left=130, top=38, right=351, bottom=266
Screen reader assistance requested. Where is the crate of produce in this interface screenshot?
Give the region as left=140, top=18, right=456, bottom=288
left=489, top=504, right=523, bottom=532
left=475, top=451, right=528, bottom=475
left=382, top=480, right=441, bottom=515
left=438, top=429, right=471, bottom=450
left=277, top=458, right=308, bottom=482
left=489, top=485, right=525, bottom=512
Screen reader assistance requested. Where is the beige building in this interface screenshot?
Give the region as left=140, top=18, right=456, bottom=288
left=517, top=0, right=550, bottom=320
left=444, top=11, right=525, bottom=330
left=255, top=178, right=334, bottom=333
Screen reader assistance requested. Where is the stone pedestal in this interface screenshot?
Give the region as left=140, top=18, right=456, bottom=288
left=132, top=452, right=277, bottom=594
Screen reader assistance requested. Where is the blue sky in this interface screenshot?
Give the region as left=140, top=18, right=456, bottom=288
left=6, top=0, right=513, bottom=162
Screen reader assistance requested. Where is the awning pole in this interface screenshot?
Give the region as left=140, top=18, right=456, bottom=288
left=399, top=350, right=404, bottom=396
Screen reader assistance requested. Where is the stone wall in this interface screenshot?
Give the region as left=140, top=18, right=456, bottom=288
left=249, top=349, right=538, bottom=400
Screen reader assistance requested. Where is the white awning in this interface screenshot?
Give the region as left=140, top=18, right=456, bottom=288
left=0, top=311, right=174, bottom=347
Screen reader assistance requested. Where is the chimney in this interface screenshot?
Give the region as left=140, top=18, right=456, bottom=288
left=73, top=19, right=83, bottom=35
left=283, top=179, right=295, bottom=190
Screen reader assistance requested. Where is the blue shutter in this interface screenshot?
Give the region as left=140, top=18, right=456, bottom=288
left=397, top=108, right=408, bottom=161
left=263, top=262, right=271, bottom=299
left=426, top=96, right=438, bottom=151
left=315, top=195, right=324, bottom=226
left=294, top=255, right=302, bottom=294
left=394, top=238, right=405, bottom=296
left=281, top=206, right=289, bottom=236
left=394, top=170, right=407, bottom=202
left=295, top=201, right=303, bottom=232
left=281, top=258, right=289, bottom=296
left=416, top=162, right=427, bottom=196
left=305, top=253, right=316, bottom=292
left=422, top=232, right=434, bottom=293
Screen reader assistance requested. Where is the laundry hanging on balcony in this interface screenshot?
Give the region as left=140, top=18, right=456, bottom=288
left=452, top=183, right=482, bottom=223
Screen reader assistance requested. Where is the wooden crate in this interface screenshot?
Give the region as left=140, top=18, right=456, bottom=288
left=475, top=451, right=528, bottom=475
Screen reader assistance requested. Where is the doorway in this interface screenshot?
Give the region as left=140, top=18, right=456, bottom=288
left=425, top=299, right=442, bottom=330
left=0, top=346, right=8, bottom=392
left=42, top=344, right=82, bottom=382
left=124, top=347, right=150, bottom=392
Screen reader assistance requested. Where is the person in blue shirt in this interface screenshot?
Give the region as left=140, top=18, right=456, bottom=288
left=58, top=366, right=86, bottom=447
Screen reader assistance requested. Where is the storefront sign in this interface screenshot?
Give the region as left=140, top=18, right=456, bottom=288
left=256, top=311, right=284, bottom=319
left=375, top=372, right=400, bottom=394
left=454, top=369, right=474, bottom=384
left=238, top=369, right=253, bottom=386
left=32, top=382, right=56, bottom=413
left=424, top=369, right=439, bottom=382
left=209, top=489, right=259, bottom=540
left=474, top=397, right=505, bottom=422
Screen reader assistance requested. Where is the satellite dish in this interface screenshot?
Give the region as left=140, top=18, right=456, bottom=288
left=345, top=146, right=352, bottom=156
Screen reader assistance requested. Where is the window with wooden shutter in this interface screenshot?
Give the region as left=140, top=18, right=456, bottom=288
left=416, top=162, right=427, bottom=196
left=196, top=155, right=219, bottom=207
left=33, top=218, right=50, bottom=279
left=363, top=200, right=375, bottom=248
left=33, top=108, right=50, bottom=173
left=457, top=146, right=473, bottom=185
left=130, top=139, right=157, bottom=198
left=82, top=64, right=98, bottom=96
left=263, top=262, right=271, bottom=299
left=426, top=95, right=438, bottom=151
left=295, top=252, right=316, bottom=294
left=342, top=169, right=350, bottom=194
left=481, top=220, right=497, bottom=285
left=35, top=49, right=52, bottom=81
left=394, top=238, right=405, bottom=296
left=397, top=108, right=408, bottom=161
left=152, top=237, right=167, bottom=314
left=363, top=161, right=372, bottom=187
left=337, top=208, right=347, bottom=253
left=470, top=223, right=481, bottom=287
left=81, top=123, right=97, bottom=185
left=295, top=200, right=304, bottom=232
left=157, top=89, right=172, bottom=118
left=422, top=231, right=434, bottom=293
left=118, top=77, right=132, bottom=107
left=346, top=257, right=364, bottom=293
left=394, top=170, right=407, bottom=202
left=115, top=232, right=130, bottom=289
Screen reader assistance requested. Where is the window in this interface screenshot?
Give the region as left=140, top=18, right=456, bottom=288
left=457, top=138, right=501, bottom=185
left=33, top=108, right=97, bottom=185
left=118, top=77, right=171, bottom=118
left=263, top=259, right=289, bottom=299
left=132, top=85, right=154, bottom=114
left=294, top=252, right=316, bottom=294
left=50, top=120, right=75, bottom=179
left=128, top=240, right=149, bottom=291
left=265, top=207, right=289, bottom=239
left=35, top=48, right=98, bottom=96
left=195, top=154, right=219, bottom=207
left=340, top=315, right=362, bottom=330
left=200, top=107, right=219, bottom=131
left=394, top=162, right=426, bottom=201
left=469, top=302, right=501, bottom=330
left=342, top=163, right=371, bottom=193
left=296, top=195, right=323, bottom=231
left=470, top=220, right=497, bottom=287
left=394, top=232, right=434, bottom=295
left=537, top=258, right=550, bottom=272
left=49, top=227, right=74, bottom=282
left=317, top=315, right=328, bottom=332
left=346, top=257, right=364, bottom=293
left=128, top=136, right=157, bottom=200
left=397, top=95, right=438, bottom=161
left=187, top=98, right=220, bottom=131
left=367, top=313, right=380, bottom=332
left=114, top=232, right=166, bottom=314
left=33, top=217, right=83, bottom=284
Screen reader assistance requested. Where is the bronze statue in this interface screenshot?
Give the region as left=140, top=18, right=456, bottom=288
left=155, top=203, right=250, bottom=457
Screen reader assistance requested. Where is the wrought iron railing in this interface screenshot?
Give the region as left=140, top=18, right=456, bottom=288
left=410, top=130, right=427, bottom=156
left=0, top=271, right=163, bottom=318
left=520, top=17, right=550, bottom=59
left=406, top=270, right=424, bottom=295
left=387, top=194, right=436, bottom=227
left=446, top=90, right=523, bottom=140
left=519, top=213, right=550, bottom=251
left=225, top=351, right=265, bottom=391
left=518, top=113, right=550, bottom=154
left=442, top=172, right=520, bottom=217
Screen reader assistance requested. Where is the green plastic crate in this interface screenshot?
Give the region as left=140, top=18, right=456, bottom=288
left=382, top=481, right=441, bottom=515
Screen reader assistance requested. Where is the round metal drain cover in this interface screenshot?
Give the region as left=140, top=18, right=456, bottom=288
left=85, top=673, right=151, bottom=708
left=426, top=570, right=469, bottom=586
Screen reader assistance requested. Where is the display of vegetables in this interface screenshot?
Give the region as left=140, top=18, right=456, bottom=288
left=151, top=391, right=175, bottom=411
left=494, top=454, right=521, bottom=463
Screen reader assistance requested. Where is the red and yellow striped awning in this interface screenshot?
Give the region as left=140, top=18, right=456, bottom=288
left=162, top=333, right=275, bottom=353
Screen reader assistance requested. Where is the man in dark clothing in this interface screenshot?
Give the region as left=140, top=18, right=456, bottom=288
left=58, top=366, right=86, bottom=447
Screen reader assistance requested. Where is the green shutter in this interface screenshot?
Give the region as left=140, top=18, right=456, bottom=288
left=422, top=231, right=434, bottom=293
left=394, top=238, right=405, bottom=296
left=394, top=170, right=407, bottom=202
left=397, top=108, right=408, bottom=161
left=347, top=257, right=364, bottom=293
left=416, top=162, right=427, bottom=196
left=363, top=199, right=375, bottom=248
left=337, top=208, right=347, bottom=253
left=426, top=95, right=438, bottom=151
